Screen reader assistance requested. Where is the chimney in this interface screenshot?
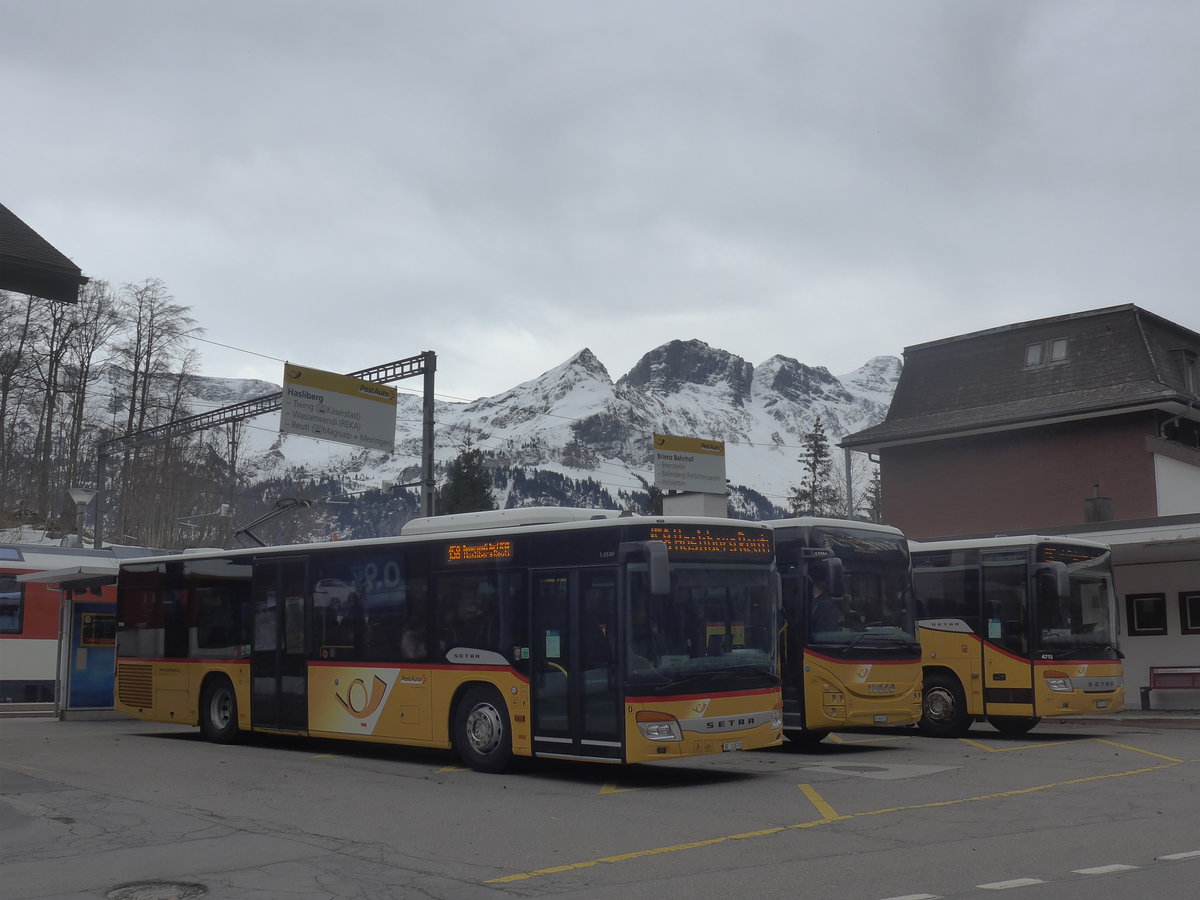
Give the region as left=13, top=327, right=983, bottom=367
left=1083, top=484, right=1113, bottom=523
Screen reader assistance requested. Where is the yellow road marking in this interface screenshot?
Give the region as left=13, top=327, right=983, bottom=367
left=798, top=782, right=846, bottom=821
left=600, top=783, right=646, bottom=794
left=1093, top=739, right=1182, bottom=763
left=486, top=761, right=1180, bottom=884
left=960, top=737, right=1082, bottom=752
left=961, top=735, right=1183, bottom=763
left=829, top=732, right=913, bottom=745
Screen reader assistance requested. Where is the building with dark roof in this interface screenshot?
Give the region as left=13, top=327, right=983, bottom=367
left=843, top=304, right=1200, bottom=539
left=0, top=201, right=88, bottom=303
left=842, top=304, right=1200, bottom=710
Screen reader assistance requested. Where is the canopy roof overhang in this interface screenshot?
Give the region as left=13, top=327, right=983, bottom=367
left=0, top=202, right=88, bottom=303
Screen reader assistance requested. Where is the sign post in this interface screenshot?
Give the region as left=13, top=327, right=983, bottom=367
left=653, top=434, right=728, bottom=516
left=279, top=363, right=398, bottom=452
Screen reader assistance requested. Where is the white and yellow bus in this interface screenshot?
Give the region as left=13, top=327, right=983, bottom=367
left=911, top=535, right=1124, bottom=737
left=115, top=509, right=783, bottom=771
left=768, top=518, right=923, bottom=743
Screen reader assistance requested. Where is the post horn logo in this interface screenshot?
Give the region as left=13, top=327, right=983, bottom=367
left=334, top=675, right=388, bottom=718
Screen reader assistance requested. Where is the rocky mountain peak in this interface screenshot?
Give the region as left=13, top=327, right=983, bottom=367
left=618, top=339, right=755, bottom=406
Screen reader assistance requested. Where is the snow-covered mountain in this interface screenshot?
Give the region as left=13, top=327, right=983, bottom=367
left=206, top=339, right=900, bottom=519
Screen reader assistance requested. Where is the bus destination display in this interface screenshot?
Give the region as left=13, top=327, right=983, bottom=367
left=649, top=525, right=772, bottom=559
left=446, top=540, right=514, bottom=563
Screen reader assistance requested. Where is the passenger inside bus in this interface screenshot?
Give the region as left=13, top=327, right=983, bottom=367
left=443, top=588, right=499, bottom=651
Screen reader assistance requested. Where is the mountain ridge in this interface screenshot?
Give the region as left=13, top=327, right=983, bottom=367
left=203, top=339, right=900, bottom=521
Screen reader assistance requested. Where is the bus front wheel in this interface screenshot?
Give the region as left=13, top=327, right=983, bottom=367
left=199, top=677, right=240, bottom=744
left=919, top=674, right=970, bottom=738
left=454, top=685, right=513, bottom=773
left=986, top=715, right=1040, bottom=736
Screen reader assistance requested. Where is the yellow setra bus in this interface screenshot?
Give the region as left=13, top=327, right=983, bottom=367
left=911, top=535, right=1125, bottom=737
left=768, top=518, right=923, bottom=744
left=114, top=509, right=783, bottom=771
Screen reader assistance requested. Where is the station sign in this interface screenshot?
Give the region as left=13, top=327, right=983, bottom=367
left=279, top=363, right=397, bottom=452
left=653, top=433, right=727, bottom=494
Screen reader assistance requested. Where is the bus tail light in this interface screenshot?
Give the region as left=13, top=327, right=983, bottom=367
left=636, top=710, right=682, bottom=741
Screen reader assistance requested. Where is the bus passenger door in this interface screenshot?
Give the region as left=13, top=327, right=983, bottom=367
left=980, top=553, right=1035, bottom=719
left=530, top=569, right=622, bottom=762
left=251, top=558, right=309, bottom=732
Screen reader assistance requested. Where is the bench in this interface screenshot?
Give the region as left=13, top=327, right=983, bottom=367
left=1140, top=666, right=1200, bottom=710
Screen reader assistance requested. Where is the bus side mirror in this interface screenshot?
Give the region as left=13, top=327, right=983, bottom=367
left=1035, top=562, right=1069, bottom=600
left=824, top=556, right=846, bottom=599
left=647, top=540, right=670, bottom=595
left=621, top=540, right=671, bottom=595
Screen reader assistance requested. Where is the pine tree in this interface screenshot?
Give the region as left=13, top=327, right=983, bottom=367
left=863, top=468, right=883, bottom=523
left=436, top=445, right=497, bottom=515
left=788, top=416, right=843, bottom=517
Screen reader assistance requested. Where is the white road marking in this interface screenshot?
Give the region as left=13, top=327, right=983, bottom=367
left=1073, top=864, right=1139, bottom=875
left=978, top=878, right=1046, bottom=889
left=1158, top=850, right=1200, bottom=860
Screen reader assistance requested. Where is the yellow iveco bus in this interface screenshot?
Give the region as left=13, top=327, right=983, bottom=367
left=911, top=536, right=1124, bottom=737
left=115, top=509, right=782, bottom=771
left=768, top=518, right=923, bottom=744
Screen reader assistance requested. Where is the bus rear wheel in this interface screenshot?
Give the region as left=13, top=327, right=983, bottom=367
left=919, top=673, right=970, bottom=738
left=454, top=685, right=513, bottom=773
left=199, top=677, right=240, bottom=744
left=986, top=715, right=1040, bottom=736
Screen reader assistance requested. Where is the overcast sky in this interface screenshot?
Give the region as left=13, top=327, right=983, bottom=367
left=5, top=1, right=1198, bottom=402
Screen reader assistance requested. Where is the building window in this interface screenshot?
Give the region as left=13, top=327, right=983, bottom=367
left=1126, top=593, right=1167, bottom=636
left=1180, top=592, right=1200, bottom=636
left=0, top=574, right=23, bottom=634
left=1173, top=348, right=1198, bottom=395
left=1025, top=338, right=1069, bottom=368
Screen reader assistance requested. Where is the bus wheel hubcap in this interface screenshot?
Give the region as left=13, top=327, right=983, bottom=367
left=212, top=693, right=231, bottom=727
left=926, top=688, right=953, bottom=721
left=466, top=703, right=503, bottom=754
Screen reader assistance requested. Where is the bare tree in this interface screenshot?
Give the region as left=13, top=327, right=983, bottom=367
left=113, top=278, right=201, bottom=435
left=61, top=280, right=122, bottom=500
left=0, top=292, right=39, bottom=512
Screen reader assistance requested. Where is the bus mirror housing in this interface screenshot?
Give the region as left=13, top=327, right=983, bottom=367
left=620, top=540, right=671, bottom=595
left=824, top=556, right=846, bottom=599
left=1035, top=561, right=1069, bottom=600
left=647, top=540, right=670, bottom=595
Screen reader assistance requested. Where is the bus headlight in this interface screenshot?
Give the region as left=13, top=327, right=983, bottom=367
left=636, top=710, right=682, bottom=741
left=1045, top=677, right=1073, bottom=693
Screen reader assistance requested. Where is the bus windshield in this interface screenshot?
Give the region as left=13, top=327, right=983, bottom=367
left=809, top=526, right=918, bottom=650
left=626, top=564, right=778, bottom=693
left=1033, top=547, right=1118, bottom=658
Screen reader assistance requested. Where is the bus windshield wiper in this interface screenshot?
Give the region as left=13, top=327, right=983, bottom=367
left=652, top=666, right=778, bottom=694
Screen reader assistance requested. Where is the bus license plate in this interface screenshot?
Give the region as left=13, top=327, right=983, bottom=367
left=722, top=741, right=743, bottom=752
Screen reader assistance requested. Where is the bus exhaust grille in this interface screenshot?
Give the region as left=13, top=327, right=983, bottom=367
left=118, top=663, right=154, bottom=708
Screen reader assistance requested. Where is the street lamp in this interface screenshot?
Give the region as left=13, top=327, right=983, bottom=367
left=67, top=488, right=98, bottom=549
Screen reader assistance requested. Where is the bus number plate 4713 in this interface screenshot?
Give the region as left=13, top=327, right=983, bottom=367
left=722, top=740, right=743, bottom=752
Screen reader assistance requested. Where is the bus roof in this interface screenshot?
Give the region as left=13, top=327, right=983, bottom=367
left=766, top=517, right=906, bottom=539
left=909, top=535, right=1112, bottom=555
left=401, top=506, right=622, bottom=534
left=109, top=509, right=773, bottom=568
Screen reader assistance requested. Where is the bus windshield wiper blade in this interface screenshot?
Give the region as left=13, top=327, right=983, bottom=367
left=652, top=666, right=777, bottom=694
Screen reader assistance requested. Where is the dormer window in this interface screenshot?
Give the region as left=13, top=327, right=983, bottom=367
left=1025, top=337, right=1069, bottom=368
